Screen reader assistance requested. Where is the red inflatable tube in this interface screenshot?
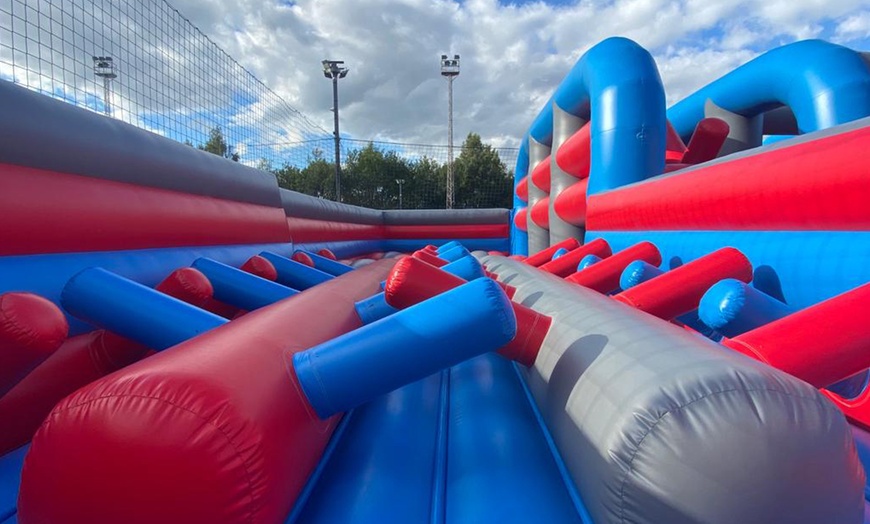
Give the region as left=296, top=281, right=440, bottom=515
left=665, top=120, right=688, bottom=161
left=723, top=282, right=870, bottom=390
left=384, top=257, right=550, bottom=367
left=530, top=196, right=550, bottom=229
left=0, top=267, right=231, bottom=455
left=412, top=249, right=448, bottom=267
left=587, top=124, right=870, bottom=231
left=682, top=117, right=729, bottom=164
left=241, top=255, right=279, bottom=281
left=18, top=259, right=396, bottom=524
left=553, top=178, right=588, bottom=227
left=0, top=293, right=68, bottom=397
left=613, top=247, right=753, bottom=320
left=538, top=238, right=612, bottom=277
left=514, top=208, right=528, bottom=232
left=316, top=249, right=337, bottom=261
left=531, top=155, right=551, bottom=192
left=554, top=123, right=590, bottom=178
left=516, top=177, right=529, bottom=202
left=0, top=163, right=289, bottom=256
left=566, top=241, right=661, bottom=294
left=523, top=238, right=581, bottom=267
left=383, top=223, right=509, bottom=240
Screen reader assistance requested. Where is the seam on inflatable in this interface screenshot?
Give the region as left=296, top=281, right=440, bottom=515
left=0, top=295, right=32, bottom=344
left=42, top=393, right=260, bottom=523
left=616, top=386, right=833, bottom=523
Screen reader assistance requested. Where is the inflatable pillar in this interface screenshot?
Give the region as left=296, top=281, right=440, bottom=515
left=549, top=105, right=586, bottom=244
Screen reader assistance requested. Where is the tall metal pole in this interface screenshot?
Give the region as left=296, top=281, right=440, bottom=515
left=93, top=56, right=117, bottom=117
left=396, top=179, right=405, bottom=209
left=332, top=75, right=341, bottom=202
left=440, top=54, right=459, bottom=209
left=446, top=75, right=454, bottom=209
left=102, top=76, right=112, bottom=116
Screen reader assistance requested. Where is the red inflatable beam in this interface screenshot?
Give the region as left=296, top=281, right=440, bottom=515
left=587, top=124, right=870, bottom=231
left=0, top=293, right=68, bottom=397
left=516, top=177, right=529, bottom=202
left=553, top=178, right=588, bottom=227
left=538, top=238, right=612, bottom=277
left=614, top=247, right=753, bottom=320
left=554, top=123, right=590, bottom=178
left=514, top=208, right=528, bottom=232
left=18, top=260, right=396, bottom=524
left=566, top=241, right=661, bottom=294
left=0, top=163, right=290, bottom=256
left=531, top=155, right=551, bottom=192
left=286, top=217, right=508, bottom=243
left=0, top=267, right=231, bottom=455
left=665, top=120, right=688, bottom=162
left=384, top=257, right=549, bottom=367
left=292, top=251, right=316, bottom=267
left=524, top=238, right=581, bottom=267
left=682, top=117, right=729, bottom=164
left=723, top=282, right=870, bottom=389
left=413, top=249, right=448, bottom=267
left=529, top=196, right=550, bottom=229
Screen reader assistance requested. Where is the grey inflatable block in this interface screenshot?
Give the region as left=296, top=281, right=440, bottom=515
left=0, top=80, right=281, bottom=208
left=761, top=105, right=799, bottom=136
left=482, top=255, right=864, bottom=524
left=382, top=208, right=509, bottom=225
left=704, top=99, right=763, bottom=156
left=280, top=189, right=384, bottom=224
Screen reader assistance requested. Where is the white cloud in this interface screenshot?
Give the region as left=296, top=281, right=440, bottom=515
left=835, top=11, right=870, bottom=42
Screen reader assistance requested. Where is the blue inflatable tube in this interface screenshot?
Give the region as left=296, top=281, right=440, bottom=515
left=439, top=245, right=471, bottom=263
left=527, top=37, right=666, bottom=195
left=441, top=256, right=487, bottom=281
left=698, top=278, right=795, bottom=338
left=577, top=254, right=602, bottom=272
left=61, top=267, right=228, bottom=350
left=668, top=40, right=870, bottom=140
left=191, top=257, right=298, bottom=311
left=294, top=278, right=517, bottom=419
left=437, top=241, right=463, bottom=254
left=353, top=292, right=398, bottom=325
left=295, top=250, right=354, bottom=276
left=259, top=251, right=334, bottom=290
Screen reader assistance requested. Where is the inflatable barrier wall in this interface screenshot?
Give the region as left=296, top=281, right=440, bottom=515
left=1, top=37, right=869, bottom=524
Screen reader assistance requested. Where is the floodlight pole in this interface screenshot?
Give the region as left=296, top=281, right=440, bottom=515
left=323, top=60, right=349, bottom=202
left=440, top=54, right=460, bottom=209
left=396, top=179, right=405, bottom=209
left=93, top=56, right=117, bottom=117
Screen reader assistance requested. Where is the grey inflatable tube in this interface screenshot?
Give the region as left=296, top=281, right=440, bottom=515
left=0, top=81, right=281, bottom=207
left=481, top=255, right=864, bottom=524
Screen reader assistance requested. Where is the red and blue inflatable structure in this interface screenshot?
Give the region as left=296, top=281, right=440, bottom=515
left=1, top=37, right=869, bottom=524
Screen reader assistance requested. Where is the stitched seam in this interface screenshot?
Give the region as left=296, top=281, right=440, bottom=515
left=617, top=386, right=830, bottom=523
left=45, top=392, right=259, bottom=524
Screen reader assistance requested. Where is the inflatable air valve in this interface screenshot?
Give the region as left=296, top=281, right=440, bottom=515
left=439, top=245, right=471, bottom=263
left=523, top=238, right=581, bottom=267
left=385, top=257, right=551, bottom=367
left=317, top=248, right=338, bottom=260
left=241, top=255, right=279, bottom=281
left=722, top=282, right=870, bottom=389
left=61, top=267, right=228, bottom=350
left=294, top=250, right=354, bottom=276
left=538, top=238, right=612, bottom=277
left=551, top=248, right=570, bottom=260
left=436, top=240, right=463, bottom=254
left=0, top=293, right=68, bottom=397
left=614, top=247, right=752, bottom=321
left=412, top=249, right=449, bottom=267
left=566, top=241, right=661, bottom=294
left=295, top=278, right=517, bottom=419
left=192, top=257, right=299, bottom=311
left=260, top=251, right=334, bottom=290
left=353, top=292, right=398, bottom=325
left=291, top=251, right=316, bottom=267
left=577, top=254, right=601, bottom=271
left=698, top=279, right=796, bottom=337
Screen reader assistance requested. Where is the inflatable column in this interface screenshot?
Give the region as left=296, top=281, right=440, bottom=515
left=550, top=105, right=586, bottom=245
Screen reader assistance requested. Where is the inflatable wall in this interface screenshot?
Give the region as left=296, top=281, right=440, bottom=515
left=1, top=36, right=869, bottom=524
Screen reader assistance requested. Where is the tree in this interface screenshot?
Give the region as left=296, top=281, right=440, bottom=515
left=199, top=126, right=240, bottom=162
left=452, top=133, right=512, bottom=208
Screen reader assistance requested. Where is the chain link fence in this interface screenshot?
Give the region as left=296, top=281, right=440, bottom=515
left=0, top=0, right=517, bottom=209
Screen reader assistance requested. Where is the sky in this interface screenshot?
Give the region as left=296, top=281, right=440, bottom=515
left=163, top=0, right=870, bottom=149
